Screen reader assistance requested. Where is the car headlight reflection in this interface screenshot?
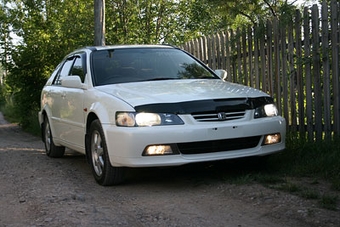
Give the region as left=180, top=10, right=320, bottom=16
left=116, top=112, right=184, bottom=127
left=254, top=104, right=278, bottom=118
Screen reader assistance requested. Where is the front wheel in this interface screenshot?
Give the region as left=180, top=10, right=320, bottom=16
left=89, top=120, right=125, bottom=186
left=43, top=116, right=65, bottom=158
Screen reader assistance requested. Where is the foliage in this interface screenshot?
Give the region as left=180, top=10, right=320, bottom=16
left=105, top=0, right=226, bottom=45
left=204, top=0, right=300, bottom=29
left=0, top=0, right=93, bottom=129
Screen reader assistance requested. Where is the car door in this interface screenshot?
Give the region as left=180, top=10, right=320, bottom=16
left=58, top=53, right=87, bottom=151
left=52, top=53, right=86, bottom=151
left=49, top=57, right=75, bottom=141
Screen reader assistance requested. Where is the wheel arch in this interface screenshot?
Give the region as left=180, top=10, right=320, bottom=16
left=40, top=110, right=47, bottom=142
left=85, top=112, right=99, bottom=163
left=40, top=109, right=52, bottom=143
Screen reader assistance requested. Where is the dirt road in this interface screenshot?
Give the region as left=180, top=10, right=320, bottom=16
left=0, top=112, right=339, bottom=227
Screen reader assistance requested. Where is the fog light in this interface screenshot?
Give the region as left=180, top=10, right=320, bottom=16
left=263, top=133, right=281, bottom=145
left=143, top=145, right=176, bottom=156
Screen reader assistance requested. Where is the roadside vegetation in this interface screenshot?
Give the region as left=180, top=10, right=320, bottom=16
left=268, top=134, right=340, bottom=210
left=222, top=134, right=340, bottom=211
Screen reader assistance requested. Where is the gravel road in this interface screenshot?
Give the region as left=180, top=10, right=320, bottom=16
left=0, top=112, right=339, bottom=227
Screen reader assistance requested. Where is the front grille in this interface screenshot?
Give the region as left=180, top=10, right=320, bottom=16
left=192, top=111, right=246, bottom=122
left=177, top=136, right=261, bottom=154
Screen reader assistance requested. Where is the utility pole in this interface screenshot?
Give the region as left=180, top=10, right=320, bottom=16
left=94, top=0, right=105, bottom=46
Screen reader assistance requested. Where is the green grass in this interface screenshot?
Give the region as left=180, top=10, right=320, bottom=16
left=259, top=134, right=340, bottom=210
left=319, top=194, right=339, bottom=210
left=1, top=103, right=41, bottom=136
left=270, top=134, right=340, bottom=189
left=219, top=133, right=340, bottom=210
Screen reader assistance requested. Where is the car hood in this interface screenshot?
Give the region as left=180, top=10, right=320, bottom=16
left=95, top=79, right=268, bottom=107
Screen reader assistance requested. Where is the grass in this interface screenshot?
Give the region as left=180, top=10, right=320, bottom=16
left=270, top=133, right=340, bottom=189
left=218, top=133, right=340, bottom=210
left=256, top=134, right=340, bottom=210
left=1, top=103, right=41, bottom=136
left=319, top=194, right=339, bottom=210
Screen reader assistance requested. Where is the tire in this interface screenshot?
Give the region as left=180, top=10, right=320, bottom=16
left=43, top=116, right=65, bottom=158
left=89, top=120, right=125, bottom=186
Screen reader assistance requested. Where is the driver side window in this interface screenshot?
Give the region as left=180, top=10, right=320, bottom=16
left=71, top=56, right=86, bottom=83
left=53, top=58, right=74, bottom=85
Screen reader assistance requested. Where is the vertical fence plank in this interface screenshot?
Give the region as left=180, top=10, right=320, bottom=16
left=220, top=32, right=226, bottom=71
left=273, top=18, right=282, bottom=115
left=312, top=4, right=323, bottom=141
left=254, top=26, right=260, bottom=89
left=322, top=0, right=331, bottom=140
left=196, top=38, right=201, bottom=61
left=236, top=29, right=242, bottom=83
left=211, top=35, right=216, bottom=70
left=304, top=7, right=314, bottom=141
left=242, top=29, right=248, bottom=86
left=288, top=21, right=297, bottom=131
left=267, top=20, right=274, bottom=96
left=295, top=10, right=305, bottom=135
left=230, top=30, right=237, bottom=82
left=215, top=33, right=221, bottom=69
left=281, top=25, right=289, bottom=123
left=331, top=0, right=340, bottom=135
left=208, top=36, right=212, bottom=66
left=248, top=27, right=254, bottom=87
left=260, top=26, right=266, bottom=92
left=225, top=31, right=232, bottom=82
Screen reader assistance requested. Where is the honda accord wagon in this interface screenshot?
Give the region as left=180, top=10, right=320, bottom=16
left=38, top=45, right=286, bottom=185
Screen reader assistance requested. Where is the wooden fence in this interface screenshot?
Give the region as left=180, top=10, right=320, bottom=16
left=180, top=0, right=340, bottom=142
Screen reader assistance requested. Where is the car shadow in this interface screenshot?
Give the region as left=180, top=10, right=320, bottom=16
left=123, top=156, right=271, bottom=187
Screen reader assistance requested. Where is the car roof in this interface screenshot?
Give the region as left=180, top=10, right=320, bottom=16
left=83, top=44, right=176, bottom=52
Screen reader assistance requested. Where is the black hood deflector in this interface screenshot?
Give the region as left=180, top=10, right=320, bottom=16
left=134, top=97, right=273, bottom=114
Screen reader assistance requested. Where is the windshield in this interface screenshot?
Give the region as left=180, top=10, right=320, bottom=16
left=91, top=48, right=218, bottom=86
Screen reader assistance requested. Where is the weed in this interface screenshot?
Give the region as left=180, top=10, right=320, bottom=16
left=318, top=195, right=338, bottom=211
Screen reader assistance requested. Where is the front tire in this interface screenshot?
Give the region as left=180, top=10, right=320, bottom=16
left=43, top=116, right=65, bottom=158
left=89, top=120, right=125, bottom=186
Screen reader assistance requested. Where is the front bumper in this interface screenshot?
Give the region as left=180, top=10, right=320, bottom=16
left=103, top=115, right=286, bottom=167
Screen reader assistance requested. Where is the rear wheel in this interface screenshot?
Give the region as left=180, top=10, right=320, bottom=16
left=43, top=116, right=65, bottom=158
left=89, top=120, right=125, bottom=186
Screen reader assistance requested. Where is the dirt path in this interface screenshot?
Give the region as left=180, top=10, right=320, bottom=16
left=0, top=112, right=339, bottom=227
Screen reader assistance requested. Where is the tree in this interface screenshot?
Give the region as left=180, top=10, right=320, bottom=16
left=204, top=0, right=301, bottom=28
left=1, top=0, right=94, bottom=128
left=104, top=0, right=226, bottom=45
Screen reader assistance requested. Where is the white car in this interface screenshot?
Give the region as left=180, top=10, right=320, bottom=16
left=39, top=45, right=286, bottom=186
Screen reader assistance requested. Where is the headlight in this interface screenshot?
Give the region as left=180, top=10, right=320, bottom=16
left=254, top=104, right=278, bottom=118
left=116, top=112, right=184, bottom=127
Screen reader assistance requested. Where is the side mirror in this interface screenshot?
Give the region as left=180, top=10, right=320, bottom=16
left=214, top=69, right=227, bottom=80
left=61, top=76, right=83, bottom=88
